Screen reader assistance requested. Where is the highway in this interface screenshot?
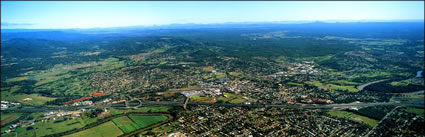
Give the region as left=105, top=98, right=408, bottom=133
left=2, top=100, right=423, bottom=113
left=4, top=77, right=423, bottom=113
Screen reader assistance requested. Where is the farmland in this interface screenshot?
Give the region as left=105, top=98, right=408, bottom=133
left=112, top=115, right=168, bottom=134
left=0, top=107, right=171, bottom=137
left=0, top=113, right=23, bottom=126
left=113, top=116, right=137, bottom=133
left=128, top=115, right=168, bottom=129
left=17, top=118, right=86, bottom=137
left=65, top=121, right=123, bottom=137
left=5, top=111, right=101, bottom=137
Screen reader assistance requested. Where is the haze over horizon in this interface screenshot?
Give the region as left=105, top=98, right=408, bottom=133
left=1, top=1, right=424, bottom=29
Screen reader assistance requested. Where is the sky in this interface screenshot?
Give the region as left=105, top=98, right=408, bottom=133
left=1, top=1, right=424, bottom=29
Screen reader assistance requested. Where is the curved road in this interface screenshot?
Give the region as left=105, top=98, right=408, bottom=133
left=357, top=79, right=390, bottom=91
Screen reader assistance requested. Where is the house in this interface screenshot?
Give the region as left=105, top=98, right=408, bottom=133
left=181, top=90, right=201, bottom=97
left=1, top=104, right=8, bottom=109
left=23, top=98, right=33, bottom=101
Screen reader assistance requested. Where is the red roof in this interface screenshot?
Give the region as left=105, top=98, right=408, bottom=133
left=90, top=92, right=106, bottom=97
left=64, top=97, right=92, bottom=104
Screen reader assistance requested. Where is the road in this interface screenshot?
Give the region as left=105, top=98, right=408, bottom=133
left=2, top=100, right=423, bottom=113
left=357, top=79, right=390, bottom=91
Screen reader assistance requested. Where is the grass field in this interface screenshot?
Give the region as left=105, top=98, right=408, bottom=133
left=112, top=115, right=168, bottom=134
left=312, top=55, right=333, bottom=62
left=391, top=94, right=424, bottom=105
left=327, top=111, right=378, bottom=127
left=287, top=82, right=303, bottom=86
left=9, top=86, right=22, bottom=93
left=6, top=76, right=29, bottom=83
left=329, top=85, right=359, bottom=92
left=2, top=108, right=169, bottom=136
left=3, top=111, right=101, bottom=137
left=404, top=107, right=424, bottom=117
left=112, top=116, right=138, bottom=133
left=229, top=72, right=243, bottom=77
left=306, top=81, right=359, bottom=92
left=230, top=98, right=246, bottom=104
left=202, top=72, right=226, bottom=81
left=30, top=116, right=92, bottom=137
left=214, top=72, right=226, bottom=79
left=275, top=56, right=287, bottom=63
left=217, top=93, right=247, bottom=104
left=1, top=91, right=56, bottom=105
left=112, top=116, right=134, bottom=127
left=1, top=113, right=22, bottom=121
left=352, top=71, right=394, bottom=79
left=0, top=113, right=23, bottom=126
left=330, top=80, right=359, bottom=86
left=108, top=106, right=169, bottom=115
left=128, top=115, right=168, bottom=129
left=202, top=66, right=214, bottom=72
left=390, top=80, right=411, bottom=87
left=119, top=123, right=139, bottom=133
left=191, top=96, right=216, bottom=103
left=65, top=121, right=123, bottom=137
left=166, top=86, right=200, bottom=92
left=151, top=48, right=167, bottom=54
left=12, top=118, right=85, bottom=137
left=306, top=81, right=359, bottom=93
left=0, top=109, right=169, bottom=137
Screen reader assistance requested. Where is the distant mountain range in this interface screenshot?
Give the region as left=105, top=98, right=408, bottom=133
left=1, top=21, right=423, bottom=41
left=2, top=19, right=423, bottom=32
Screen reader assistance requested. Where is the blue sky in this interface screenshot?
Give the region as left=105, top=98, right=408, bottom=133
left=1, top=1, right=424, bottom=29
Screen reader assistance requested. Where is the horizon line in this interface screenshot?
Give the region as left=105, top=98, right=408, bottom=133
left=1, top=19, right=424, bottom=30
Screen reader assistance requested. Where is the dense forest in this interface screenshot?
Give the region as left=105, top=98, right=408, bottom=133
left=364, top=80, right=424, bottom=93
